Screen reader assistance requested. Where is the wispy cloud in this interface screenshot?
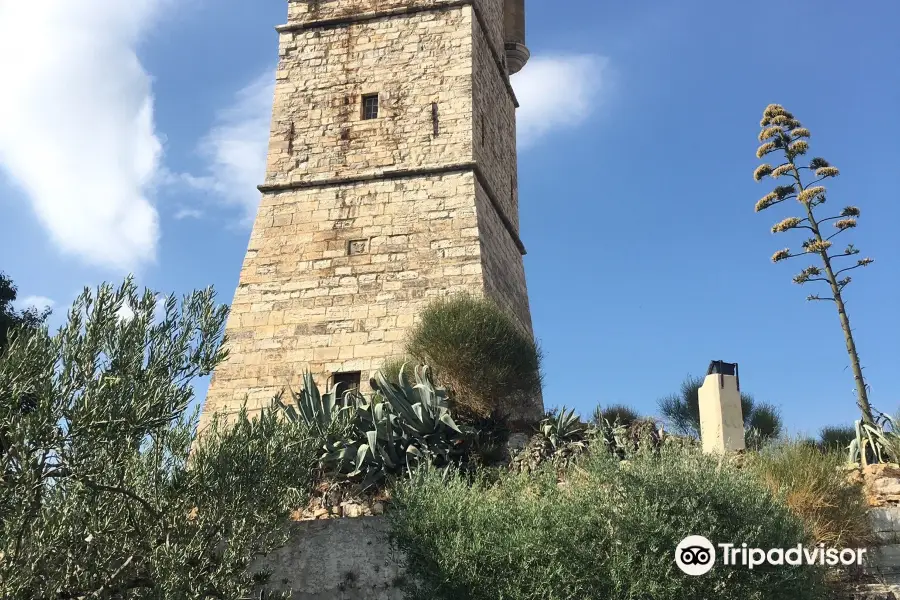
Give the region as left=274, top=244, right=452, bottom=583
left=181, top=70, right=275, bottom=223
left=511, top=54, right=609, bottom=149
left=0, top=0, right=167, bottom=272
left=174, top=207, right=204, bottom=220
left=16, top=295, right=55, bottom=313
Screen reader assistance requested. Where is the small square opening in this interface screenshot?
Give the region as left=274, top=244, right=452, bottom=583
left=362, top=94, right=379, bottom=120
left=333, top=371, right=362, bottom=399
left=348, top=239, right=369, bottom=256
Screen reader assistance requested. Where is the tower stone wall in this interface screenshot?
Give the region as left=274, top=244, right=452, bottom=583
left=198, top=0, right=540, bottom=433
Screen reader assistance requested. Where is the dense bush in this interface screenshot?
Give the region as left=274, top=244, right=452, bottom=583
left=389, top=446, right=827, bottom=600
left=658, top=375, right=783, bottom=443
left=591, top=403, right=641, bottom=427
left=0, top=279, right=319, bottom=599
left=746, top=442, right=871, bottom=548
left=406, top=294, right=542, bottom=421
left=819, top=426, right=856, bottom=452
left=378, top=355, right=418, bottom=386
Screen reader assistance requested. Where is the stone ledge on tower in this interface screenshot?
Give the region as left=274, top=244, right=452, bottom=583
left=504, top=0, right=529, bottom=74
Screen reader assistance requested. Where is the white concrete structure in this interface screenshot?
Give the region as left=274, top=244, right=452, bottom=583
left=698, top=361, right=746, bottom=454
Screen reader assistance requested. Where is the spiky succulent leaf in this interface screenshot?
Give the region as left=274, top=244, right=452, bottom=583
left=440, top=413, right=462, bottom=433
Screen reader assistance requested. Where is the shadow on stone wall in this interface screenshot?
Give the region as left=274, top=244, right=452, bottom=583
left=255, top=517, right=405, bottom=600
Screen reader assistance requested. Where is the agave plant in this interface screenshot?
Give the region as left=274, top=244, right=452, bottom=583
left=589, top=417, right=630, bottom=459
left=331, top=395, right=403, bottom=489
left=371, top=365, right=460, bottom=436
left=540, top=406, right=586, bottom=451
left=849, top=410, right=900, bottom=466
left=371, top=364, right=467, bottom=469
left=275, top=370, right=355, bottom=438
left=277, top=364, right=471, bottom=490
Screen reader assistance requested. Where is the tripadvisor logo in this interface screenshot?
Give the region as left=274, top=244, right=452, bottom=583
left=675, top=536, right=716, bottom=576
left=675, top=536, right=868, bottom=576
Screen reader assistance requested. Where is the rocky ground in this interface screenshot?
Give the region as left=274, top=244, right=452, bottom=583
left=291, top=481, right=390, bottom=521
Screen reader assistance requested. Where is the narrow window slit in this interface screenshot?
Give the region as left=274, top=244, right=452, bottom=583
left=432, top=102, right=440, bottom=137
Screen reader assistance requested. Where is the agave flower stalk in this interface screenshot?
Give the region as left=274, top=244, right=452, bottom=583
left=753, top=104, right=875, bottom=425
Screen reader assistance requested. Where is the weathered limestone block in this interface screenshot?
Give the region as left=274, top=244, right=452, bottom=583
left=872, top=505, right=900, bottom=531
left=865, top=465, right=900, bottom=507
left=285, top=0, right=507, bottom=57
left=856, top=505, right=900, bottom=587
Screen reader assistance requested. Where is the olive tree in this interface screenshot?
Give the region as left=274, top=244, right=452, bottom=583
left=0, top=278, right=318, bottom=599
left=0, top=271, right=50, bottom=353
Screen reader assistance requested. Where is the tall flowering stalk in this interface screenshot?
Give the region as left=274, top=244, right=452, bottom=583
left=753, top=104, right=875, bottom=425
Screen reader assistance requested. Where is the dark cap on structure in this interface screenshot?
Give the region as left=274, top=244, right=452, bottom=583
left=707, top=360, right=737, bottom=376
left=706, top=360, right=740, bottom=390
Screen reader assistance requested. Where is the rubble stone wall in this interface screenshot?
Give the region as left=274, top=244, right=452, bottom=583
left=255, top=517, right=404, bottom=600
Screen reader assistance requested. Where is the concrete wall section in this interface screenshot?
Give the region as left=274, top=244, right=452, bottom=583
left=256, top=518, right=405, bottom=600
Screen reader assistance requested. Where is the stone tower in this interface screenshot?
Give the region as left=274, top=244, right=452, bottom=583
left=198, top=0, right=540, bottom=433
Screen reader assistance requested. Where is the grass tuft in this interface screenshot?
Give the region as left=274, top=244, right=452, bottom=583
left=746, top=441, right=872, bottom=548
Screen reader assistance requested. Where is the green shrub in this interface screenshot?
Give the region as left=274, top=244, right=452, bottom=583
left=510, top=407, right=589, bottom=473
left=466, top=410, right=512, bottom=467
left=819, top=426, right=855, bottom=452
left=591, top=404, right=641, bottom=427
left=406, top=294, right=542, bottom=421
left=746, top=441, right=872, bottom=548
left=658, top=376, right=783, bottom=442
left=389, top=446, right=827, bottom=600
left=378, top=355, right=419, bottom=385
left=588, top=416, right=630, bottom=459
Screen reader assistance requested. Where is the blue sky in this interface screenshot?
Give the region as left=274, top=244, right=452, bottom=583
left=1, top=0, right=898, bottom=437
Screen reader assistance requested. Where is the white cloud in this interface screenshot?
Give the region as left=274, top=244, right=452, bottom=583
left=182, top=70, right=275, bottom=222
left=174, top=207, right=204, bottom=220
left=16, top=295, right=55, bottom=313
left=0, top=0, right=166, bottom=272
left=117, top=303, right=137, bottom=322
left=511, top=54, right=609, bottom=149
left=117, top=293, right=169, bottom=323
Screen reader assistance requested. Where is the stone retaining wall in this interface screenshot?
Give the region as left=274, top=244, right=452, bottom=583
left=253, top=464, right=900, bottom=599
left=257, top=517, right=404, bottom=600
left=850, top=465, right=900, bottom=598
